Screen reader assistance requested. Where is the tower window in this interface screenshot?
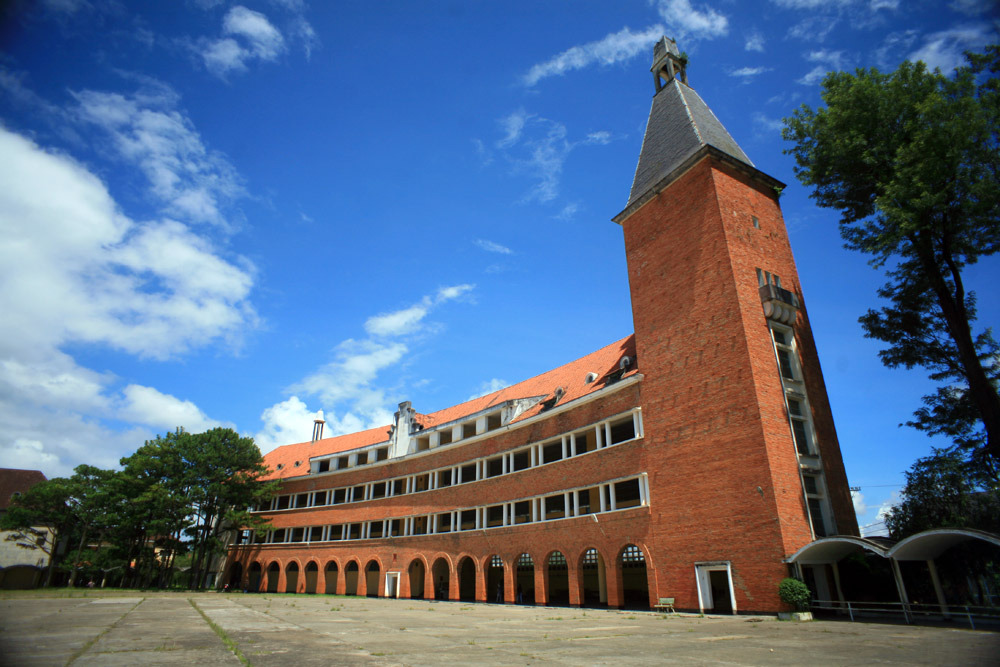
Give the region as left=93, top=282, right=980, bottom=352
left=752, top=215, right=760, bottom=229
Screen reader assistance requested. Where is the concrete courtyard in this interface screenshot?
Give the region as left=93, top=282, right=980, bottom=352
left=0, top=591, right=997, bottom=666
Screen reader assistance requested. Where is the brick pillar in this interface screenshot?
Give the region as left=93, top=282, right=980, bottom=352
left=534, top=565, right=547, bottom=606
left=568, top=561, right=582, bottom=607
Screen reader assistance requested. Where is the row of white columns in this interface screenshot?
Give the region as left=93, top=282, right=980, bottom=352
left=255, top=475, right=650, bottom=545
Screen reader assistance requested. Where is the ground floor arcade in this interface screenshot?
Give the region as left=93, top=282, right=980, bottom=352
left=226, top=542, right=655, bottom=609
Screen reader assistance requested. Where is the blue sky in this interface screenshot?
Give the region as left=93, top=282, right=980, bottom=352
left=0, top=0, right=996, bottom=536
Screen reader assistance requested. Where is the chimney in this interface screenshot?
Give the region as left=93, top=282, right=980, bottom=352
left=312, top=411, right=325, bottom=442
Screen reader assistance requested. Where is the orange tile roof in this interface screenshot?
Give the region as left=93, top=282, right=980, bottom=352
left=261, top=334, right=637, bottom=480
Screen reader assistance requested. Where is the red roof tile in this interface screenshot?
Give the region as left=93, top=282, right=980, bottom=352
left=0, top=468, right=47, bottom=510
left=261, top=335, right=637, bottom=480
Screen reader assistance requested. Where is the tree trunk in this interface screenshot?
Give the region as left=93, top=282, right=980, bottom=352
left=917, top=237, right=1000, bottom=460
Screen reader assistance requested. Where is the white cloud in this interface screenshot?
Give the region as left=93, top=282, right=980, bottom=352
left=255, top=396, right=324, bottom=452
left=771, top=0, right=851, bottom=7
left=224, top=6, right=285, bottom=59
left=118, top=384, right=228, bottom=433
left=874, top=30, right=919, bottom=69
left=730, top=66, right=771, bottom=79
left=0, top=439, right=67, bottom=476
left=788, top=17, right=840, bottom=42
left=752, top=112, right=784, bottom=135
left=522, top=25, right=665, bottom=86
left=870, top=0, right=899, bottom=9
left=745, top=30, right=765, bottom=52
left=262, top=285, right=475, bottom=445
left=365, top=305, right=429, bottom=338
left=468, top=378, right=510, bottom=401
left=654, top=0, right=728, bottom=41
left=908, top=24, right=995, bottom=73
left=0, top=127, right=256, bottom=360
left=71, top=84, right=244, bottom=228
left=0, top=125, right=255, bottom=477
left=797, top=49, right=848, bottom=85
left=199, top=6, right=287, bottom=77
left=851, top=489, right=868, bottom=516
left=491, top=113, right=614, bottom=204
left=475, top=239, right=513, bottom=255
left=949, top=0, right=993, bottom=14
left=497, top=109, right=530, bottom=148
left=555, top=202, right=580, bottom=220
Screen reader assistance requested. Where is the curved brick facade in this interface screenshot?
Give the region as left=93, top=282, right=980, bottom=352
left=225, top=39, right=857, bottom=614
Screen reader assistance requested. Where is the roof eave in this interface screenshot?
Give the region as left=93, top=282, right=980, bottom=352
left=612, top=144, right=786, bottom=225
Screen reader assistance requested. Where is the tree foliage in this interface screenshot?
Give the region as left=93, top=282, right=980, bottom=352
left=782, top=45, right=1000, bottom=465
left=884, top=447, right=1000, bottom=539
left=2, top=427, right=275, bottom=589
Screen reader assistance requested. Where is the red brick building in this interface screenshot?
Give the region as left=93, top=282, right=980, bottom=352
left=225, top=38, right=857, bottom=613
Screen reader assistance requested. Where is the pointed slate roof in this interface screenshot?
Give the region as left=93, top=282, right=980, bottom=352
left=626, top=76, right=753, bottom=210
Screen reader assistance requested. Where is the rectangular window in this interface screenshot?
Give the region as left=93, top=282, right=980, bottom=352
left=487, top=413, right=502, bottom=430
left=803, top=474, right=819, bottom=496
left=346, top=523, right=362, bottom=540
left=309, top=526, right=323, bottom=541
left=371, top=482, right=386, bottom=499
left=439, top=430, right=453, bottom=446
left=332, top=488, right=347, bottom=504
left=460, top=509, right=476, bottom=530
left=412, top=516, right=427, bottom=535
left=416, top=435, right=430, bottom=451
left=413, top=474, right=429, bottom=492
left=576, top=488, right=598, bottom=515
left=777, top=348, right=795, bottom=380
left=369, top=521, right=384, bottom=539
left=460, top=463, right=477, bottom=483
left=614, top=478, right=642, bottom=509
left=513, top=500, right=531, bottom=524
left=486, top=505, right=504, bottom=527
left=387, top=519, right=403, bottom=537
left=542, top=440, right=562, bottom=464
left=576, top=431, right=595, bottom=454
left=295, top=493, right=309, bottom=508
left=317, top=460, right=330, bottom=473
left=313, top=490, right=328, bottom=506
left=351, top=485, right=366, bottom=502
left=545, top=494, right=565, bottom=520
left=436, top=513, right=452, bottom=533
left=272, top=528, right=286, bottom=543
left=438, top=468, right=453, bottom=488
left=376, top=447, right=389, bottom=461
left=512, top=448, right=530, bottom=472
left=275, top=496, right=290, bottom=510
left=485, top=456, right=503, bottom=478
left=337, top=455, right=349, bottom=470
left=390, top=479, right=405, bottom=496
left=328, top=525, right=343, bottom=541
left=808, top=498, right=828, bottom=537
left=356, top=451, right=368, bottom=466
left=608, top=417, right=636, bottom=445
left=792, top=419, right=811, bottom=455
left=462, top=422, right=476, bottom=439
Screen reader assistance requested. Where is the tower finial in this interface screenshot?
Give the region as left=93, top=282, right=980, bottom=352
left=651, top=36, right=687, bottom=91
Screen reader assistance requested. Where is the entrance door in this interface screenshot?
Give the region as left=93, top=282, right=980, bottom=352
left=695, top=563, right=736, bottom=614
left=384, top=572, right=400, bottom=598
left=709, top=571, right=733, bottom=613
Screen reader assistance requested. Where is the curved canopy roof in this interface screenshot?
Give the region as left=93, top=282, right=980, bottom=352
left=888, top=528, right=1000, bottom=561
left=786, top=529, right=1000, bottom=563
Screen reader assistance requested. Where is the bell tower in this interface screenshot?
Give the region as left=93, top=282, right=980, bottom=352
left=614, top=39, right=857, bottom=611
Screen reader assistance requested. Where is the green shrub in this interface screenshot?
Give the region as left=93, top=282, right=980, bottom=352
left=778, top=578, right=811, bottom=611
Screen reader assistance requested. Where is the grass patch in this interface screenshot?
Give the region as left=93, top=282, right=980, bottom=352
left=189, top=599, right=250, bottom=667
